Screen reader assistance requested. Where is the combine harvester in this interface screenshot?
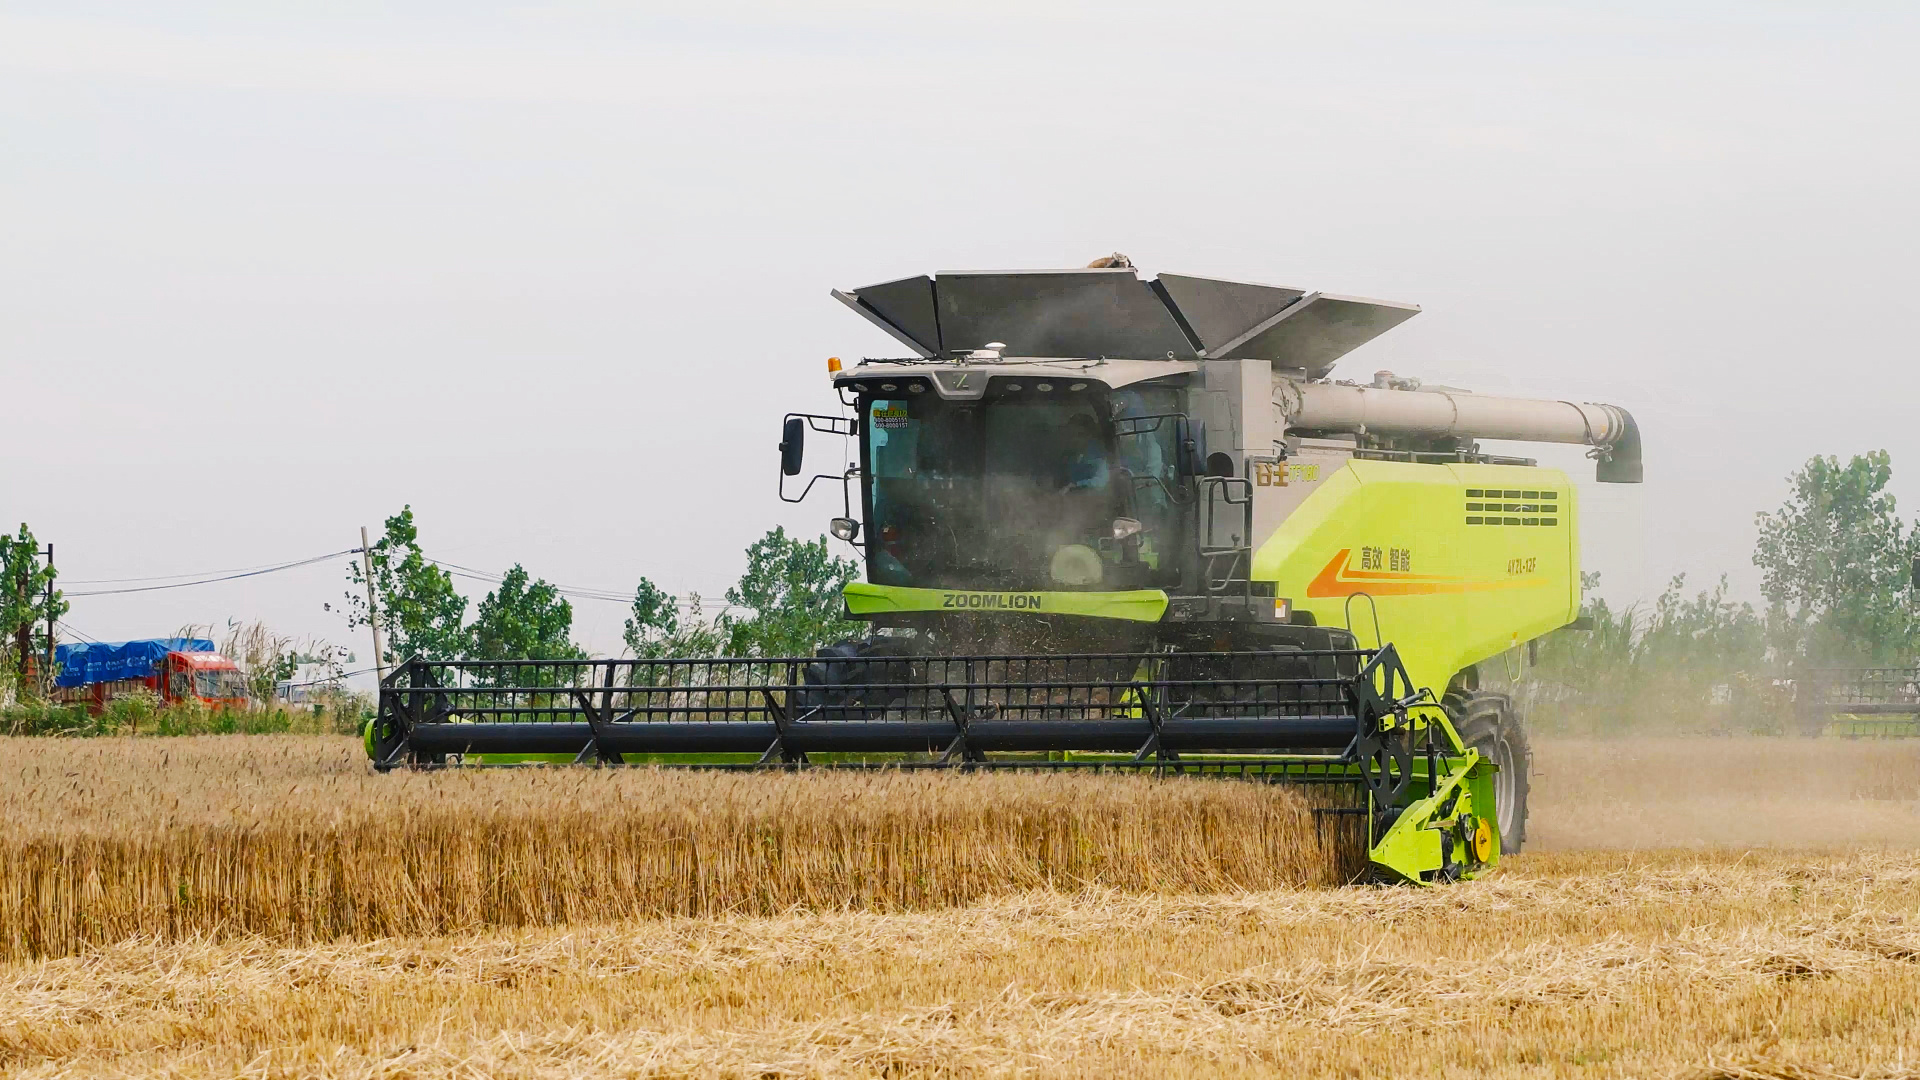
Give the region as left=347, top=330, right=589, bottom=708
left=366, top=259, right=1642, bottom=884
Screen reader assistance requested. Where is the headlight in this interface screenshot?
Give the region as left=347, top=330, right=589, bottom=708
left=1111, top=517, right=1143, bottom=541
left=830, top=517, right=861, bottom=542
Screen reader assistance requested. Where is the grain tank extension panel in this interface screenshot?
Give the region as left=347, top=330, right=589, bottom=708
left=834, top=270, right=1418, bottom=378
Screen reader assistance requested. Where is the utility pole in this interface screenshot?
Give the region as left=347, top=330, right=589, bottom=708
left=12, top=551, right=26, bottom=691
left=42, top=544, right=53, bottom=692
left=360, top=527, right=388, bottom=683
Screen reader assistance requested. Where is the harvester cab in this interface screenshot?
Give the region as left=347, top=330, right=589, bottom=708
left=369, top=260, right=1642, bottom=886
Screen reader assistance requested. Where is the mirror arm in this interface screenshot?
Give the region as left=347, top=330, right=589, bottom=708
left=781, top=466, right=859, bottom=506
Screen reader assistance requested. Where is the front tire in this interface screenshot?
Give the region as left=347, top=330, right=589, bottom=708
left=1450, top=692, right=1531, bottom=854
left=797, top=638, right=918, bottom=721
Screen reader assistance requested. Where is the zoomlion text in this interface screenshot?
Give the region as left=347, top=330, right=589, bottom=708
left=940, top=593, right=1045, bottom=610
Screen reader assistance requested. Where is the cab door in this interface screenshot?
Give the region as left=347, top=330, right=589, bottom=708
left=166, top=656, right=191, bottom=704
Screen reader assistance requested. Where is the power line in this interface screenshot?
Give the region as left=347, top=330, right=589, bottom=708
left=429, top=557, right=628, bottom=601
left=277, top=666, right=378, bottom=689
left=430, top=561, right=572, bottom=597
left=56, top=543, right=729, bottom=613
left=62, top=549, right=362, bottom=597
left=62, top=552, right=357, bottom=585
left=425, top=556, right=729, bottom=611
left=56, top=619, right=103, bottom=644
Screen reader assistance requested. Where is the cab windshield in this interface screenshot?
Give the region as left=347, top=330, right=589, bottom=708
left=194, top=668, right=248, bottom=700
left=863, top=387, right=1185, bottom=592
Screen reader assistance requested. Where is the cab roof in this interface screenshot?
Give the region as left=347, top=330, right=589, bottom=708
left=177, top=651, right=240, bottom=670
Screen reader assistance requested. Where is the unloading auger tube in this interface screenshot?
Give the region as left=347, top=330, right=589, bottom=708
left=366, top=646, right=1505, bottom=884
left=1279, top=379, right=1643, bottom=483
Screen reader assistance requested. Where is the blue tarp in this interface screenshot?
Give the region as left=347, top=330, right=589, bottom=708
left=54, top=638, right=216, bottom=688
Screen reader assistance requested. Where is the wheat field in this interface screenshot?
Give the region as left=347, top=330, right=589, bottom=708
left=0, top=734, right=1916, bottom=1078
left=0, top=738, right=1363, bottom=962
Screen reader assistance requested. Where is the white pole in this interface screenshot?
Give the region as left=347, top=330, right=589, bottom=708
left=360, top=526, right=388, bottom=683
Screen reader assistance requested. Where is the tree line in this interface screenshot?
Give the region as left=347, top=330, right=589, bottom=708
left=340, top=507, right=860, bottom=669
left=1, top=505, right=862, bottom=707
left=12, top=450, right=1920, bottom=710
left=1528, top=450, right=1920, bottom=732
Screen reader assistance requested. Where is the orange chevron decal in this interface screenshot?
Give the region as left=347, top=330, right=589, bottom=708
left=1305, top=549, right=1540, bottom=598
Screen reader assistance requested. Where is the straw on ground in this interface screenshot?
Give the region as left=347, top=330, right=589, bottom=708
left=1, top=851, right=1916, bottom=1077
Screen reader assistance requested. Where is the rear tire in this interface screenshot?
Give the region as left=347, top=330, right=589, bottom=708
left=1450, top=692, right=1531, bottom=854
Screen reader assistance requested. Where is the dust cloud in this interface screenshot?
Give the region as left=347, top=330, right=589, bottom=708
left=1526, top=737, right=1920, bottom=852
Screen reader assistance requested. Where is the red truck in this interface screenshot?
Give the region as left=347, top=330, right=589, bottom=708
left=52, top=638, right=251, bottom=713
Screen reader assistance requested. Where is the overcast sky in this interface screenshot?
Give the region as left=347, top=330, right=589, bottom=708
left=4, top=1, right=1917, bottom=666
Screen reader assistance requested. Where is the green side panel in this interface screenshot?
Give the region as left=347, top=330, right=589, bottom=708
left=1368, top=747, right=1487, bottom=885
left=1466, top=755, right=1501, bottom=868
left=1250, top=459, right=1579, bottom=695
left=843, top=582, right=1170, bottom=622
left=1370, top=809, right=1446, bottom=883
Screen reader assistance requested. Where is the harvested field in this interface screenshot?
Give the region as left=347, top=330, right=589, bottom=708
left=2, top=851, right=1917, bottom=1077
left=0, top=734, right=1916, bottom=1077
left=1531, top=738, right=1920, bottom=851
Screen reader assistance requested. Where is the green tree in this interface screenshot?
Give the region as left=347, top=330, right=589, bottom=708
left=623, top=577, right=678, bottom=658
left=338, top=507, right=468, bottom=664
left=469, top=565, right=585, bottom=663
left=1527, top=571, right=1772, bottom=734
left=623, top=579, right=724, bottom=660
left=1753, top=451, right=1915, bottom=663
left=1, top=524, right=66, bottom=692
left=720, top=527, right=861, bottom=657
left=1530, top=571, right=1635, bottom=695
left=1637, top=573, right=1766, bottom=677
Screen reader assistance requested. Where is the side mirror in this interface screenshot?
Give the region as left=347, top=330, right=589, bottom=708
left=780, top=417, right=805, bottom=477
